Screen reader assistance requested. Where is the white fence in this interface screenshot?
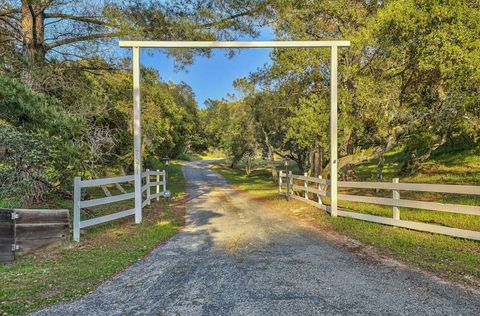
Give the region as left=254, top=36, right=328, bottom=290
left=279, top=171, right=480, bottom=241
left=73, top=169, right=167, bottom=242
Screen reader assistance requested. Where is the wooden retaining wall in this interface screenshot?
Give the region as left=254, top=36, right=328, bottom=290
left=0, top=208, right=69, bottom=264
left=0, top=209, right=14, bottom=264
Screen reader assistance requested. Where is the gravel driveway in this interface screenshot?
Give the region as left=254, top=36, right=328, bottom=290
left=33, top=160, right=480, bottom=315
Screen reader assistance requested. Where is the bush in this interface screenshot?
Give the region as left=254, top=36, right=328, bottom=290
left=0, top=75, right=83, bottom=205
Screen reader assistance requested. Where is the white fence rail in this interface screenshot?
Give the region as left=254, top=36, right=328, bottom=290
left=279, top=171, right=480, bottom=241
left=73, top=169, right=167, bottom=242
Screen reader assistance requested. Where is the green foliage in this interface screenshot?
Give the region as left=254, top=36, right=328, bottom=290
left=286, top=94, right=329, bottom=150
left=0, top=75, right=81, bottom=136
left=0, top=123, right=55, bottom=204
left=204, top=0, right=479, bottom=179
left=201, top=99, right=259, bottom=169
left=199, top=99, right=232, bottom=150
left=0, top=60, right=201, bottom=206
left=0, top=0, right=269, bottom=206
left=0, top=75, right=83, bottom=204
left=372, top=0, right=480, bottom=140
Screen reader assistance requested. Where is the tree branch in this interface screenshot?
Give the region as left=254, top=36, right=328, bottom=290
left=321, top=125, right=407, bottom=178
left=196, top=4, right=265, bottom=29
left=198, top=10, right=252, bottom=28
left=44, top=13, right=118, bottom=27
left=46, top=31, right=125, bottom=50
left=0, top=16, right=20, bottom=33
left=0, top=8, right=21, bottom=17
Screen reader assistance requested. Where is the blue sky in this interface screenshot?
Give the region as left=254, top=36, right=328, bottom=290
left=139, top=28, right=274, bottom=107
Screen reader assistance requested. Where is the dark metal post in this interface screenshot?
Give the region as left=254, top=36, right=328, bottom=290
left=162, top=156, right=171, bottom=198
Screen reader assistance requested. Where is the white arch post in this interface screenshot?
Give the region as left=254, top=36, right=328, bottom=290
left=120, top=40, right=350, bottom=221
left=132, top=46, right=142, bottom=223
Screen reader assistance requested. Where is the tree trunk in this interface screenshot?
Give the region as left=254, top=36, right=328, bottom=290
left=322, top=147, right=378, bottom=178
left=375, top=150, right=386, bottom=192
left=319, top=147, right=323, bottom=176
left=401, top=135, right=447, bottom=175
left=21, top=0, right=46, bottom=87
left=295, top=151, right=309, bottom=174
left=262, top=127, right=277, bottom=181
left=322, top=125, right=406, bottom=178
left=376, top=152, right=385, bottom=182
left=245, top=155, right=252, bottom=176
left=342, top=135, right=356, bottom=181
left=21, top=1, right=46, bottom=62
left=308, top=149, right=315, bottom=176
left=120, top=166, right=134, bottom=185
left=312, top=146, right=323, bottom=177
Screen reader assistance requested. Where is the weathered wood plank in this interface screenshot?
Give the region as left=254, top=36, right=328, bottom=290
left=14, top=209, right=69, bottom=224
left=15, top=238, right=67, bottom=254
left=0, top=253, right=14, bottom=264
left=0, top=208, right=13, bottom=221
left=15, top=223, right=69, bottom=240
left=13, top=209, right=69, bottom=257
left=1, top=209, right=70, bottom=260
left=0, top=238, right=14, bottom=252
left=0, top=223, right=14, bottom=238
left=0, top=209, right=14, bottom=263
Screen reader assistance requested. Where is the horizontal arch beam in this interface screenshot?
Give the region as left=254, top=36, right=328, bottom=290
left=119, top=40, right=350, bottom=48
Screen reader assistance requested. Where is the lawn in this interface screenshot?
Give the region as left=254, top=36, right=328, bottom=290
left=211, top=150, right=480, bottom=286
left=178, top=150, right=224, bottom=162
left=0, top=162, right=186, bottom=315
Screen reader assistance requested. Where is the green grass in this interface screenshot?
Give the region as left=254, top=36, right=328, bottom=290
left=177, top=150, right=224, bottom=161
left=0, top=162, right=186, bottom=315
left=211, top=165, right=279, bottom=198
left=211, top=149, right=480, bottom=286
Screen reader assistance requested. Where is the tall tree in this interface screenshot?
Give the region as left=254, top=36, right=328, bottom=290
left=0, top=0, right=266, bottom=64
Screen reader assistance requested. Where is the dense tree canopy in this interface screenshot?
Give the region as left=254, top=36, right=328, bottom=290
left=0, top=0, right=478, bottom=204
left=0, top=0, right=265, bottom=204
left=202, top=0, right=480, bottom=180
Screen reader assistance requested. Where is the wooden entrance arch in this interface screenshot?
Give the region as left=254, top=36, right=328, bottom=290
left=119, top=40, right=350, bottom=223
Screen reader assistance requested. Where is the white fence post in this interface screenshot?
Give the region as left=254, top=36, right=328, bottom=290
left=146, top=169, right=151, bottom=205
left=304, top=172, right=308, bottom=200
left=73, top=176, right=81, bottom=242
left=318, top=175, right=323, bottom=204
left=156, top=169, right=160, bottom=201
left=393, top=178, right=400, bottom=220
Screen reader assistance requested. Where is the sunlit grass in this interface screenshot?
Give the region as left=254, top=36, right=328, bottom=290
left=211, top=164, right=279, bottom=198
left=178, top=150, right=225, bottom=161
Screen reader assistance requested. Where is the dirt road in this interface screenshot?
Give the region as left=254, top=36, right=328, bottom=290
left=33, top=160, right=480, bottom=315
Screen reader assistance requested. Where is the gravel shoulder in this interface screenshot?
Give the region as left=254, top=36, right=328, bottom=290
left=32, top=160, right=480, bottom=315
